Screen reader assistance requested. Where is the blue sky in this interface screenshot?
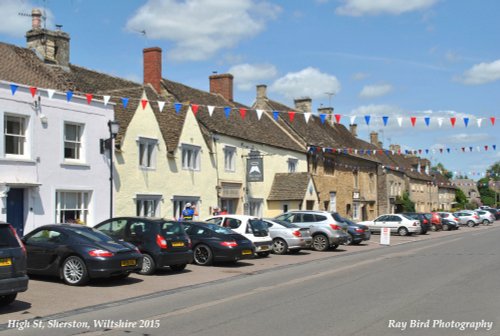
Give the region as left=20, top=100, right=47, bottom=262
left=1, top=0, right=499, bottom=179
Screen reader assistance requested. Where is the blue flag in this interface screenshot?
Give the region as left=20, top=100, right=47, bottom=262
left=273, top=111, right=279, bottom=120
left=66, top=90, right=73, bottom=102
left=224, top=107, right=231, bottom=119
left=10, top=84, right=18, bottom=95
left=320, top=114, right=327, bottom=124
left=464, top=117, right=469, bottom=127
left=174, top=103, right=182, bottom=114
left=364, top=115, right=371, bottom=125
left=121, top=97, right=129, bottom=109
left=382, top=116, right=389, bottom=126
left=424, top=117, right=430, bottom=126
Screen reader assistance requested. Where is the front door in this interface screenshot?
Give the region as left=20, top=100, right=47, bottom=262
left=7, top=188, right=24, bottom=236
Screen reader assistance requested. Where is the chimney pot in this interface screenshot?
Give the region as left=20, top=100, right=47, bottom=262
left=256, top=84, right=267, bottom=100
left=295, top=98, right=312, bottom=113
left=370, top=132, right=379, bottom=147
left=143, top=47, right=162, bottom=93
left=209, top=73, right=233, bottom=101
left=349, top=124, right=358, bottom=137
left=31, top=9, right=42, bottom=30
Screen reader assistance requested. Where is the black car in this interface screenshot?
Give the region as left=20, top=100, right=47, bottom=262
left=441, top=218, right=459, bottom=231
left=0, top=222, right=29, bottom=305
left=22, top=224, right=143, bottom=286
left=401, top=213, right=430, bottom=234
left=95, top=217, right=193, bottom=275
left=182, top=222, right=255, bottom=266
left=332, top=214, right=371, bottom=245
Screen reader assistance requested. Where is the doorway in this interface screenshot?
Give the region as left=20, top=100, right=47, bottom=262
left=7, top=188, right=25, bottom=236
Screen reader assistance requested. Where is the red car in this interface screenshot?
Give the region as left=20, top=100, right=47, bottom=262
left=426, top=212, right=443, bottom=231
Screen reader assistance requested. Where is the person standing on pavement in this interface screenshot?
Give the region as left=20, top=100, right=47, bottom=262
left=181, top=203, right=194, bottom=221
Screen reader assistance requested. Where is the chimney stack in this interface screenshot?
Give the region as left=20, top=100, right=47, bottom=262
left=31, top=8, right=42, bottom=29
left=209, top=73, right=233, bottom=101
left=318, top=106, right=334, bottom=124
left=370, top=132, right=379, bottom=147
left=389, top=144, right=401, bottom=152
left=349, top=124, right=358, bottom=137
left=294, top=98, right=312, bottom=113
left=143, top=47, right=162, bottom=93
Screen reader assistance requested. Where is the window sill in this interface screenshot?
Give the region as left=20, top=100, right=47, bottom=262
left=0, top=157, right=36, bottom=164
left=60, top=162, right=91, bottom=168
left=139, top=166, right=156, bottom=171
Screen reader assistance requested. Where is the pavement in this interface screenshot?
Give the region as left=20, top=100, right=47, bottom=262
left=0, top=222, right=496, bottom=324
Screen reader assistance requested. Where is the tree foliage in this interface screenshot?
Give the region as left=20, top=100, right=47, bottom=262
left=398, top=191, right=415, bottom=212
left=455, top=188, right=467, bottom=208
left=432, top=162, right=453, bottom=179
left=478, top=161, right=500, bottom=207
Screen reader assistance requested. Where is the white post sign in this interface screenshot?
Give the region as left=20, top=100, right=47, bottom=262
left=380, top=227, right=391, bottom=245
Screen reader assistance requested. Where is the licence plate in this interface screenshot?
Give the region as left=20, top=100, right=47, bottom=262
left=172, top=242, right=185, bottom=247
left=0, top=258, right=12, bottom=267
left=242, top=250, right=253, bottom=255
left=121, top=259, right=136, bottom=267
left=260, top=245, right=270, bottom=251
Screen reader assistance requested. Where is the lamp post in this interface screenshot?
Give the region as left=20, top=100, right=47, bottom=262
left=107, top=120, right=120, bottom=218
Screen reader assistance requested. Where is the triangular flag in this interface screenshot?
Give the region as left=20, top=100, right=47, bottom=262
left=29, top=87, right=37, bottom=97
left=207, top=105, right=215, bottom=116
left=10, top=84, right=18, bottom=95
left=66, top=90, right=73, bottom=102
left=273, top=111, right=279, bottom=120
left=224, top=107, right=231, bottom=119
left=364, top=115, right=371, bottom=125
left=350, top=116, right=356, bottom=125
left=424, top=117, right=430, bottom=126
left=304, top=112, right=311, bottom=123
left=141, top=99, right=148, bottom=109
left=493, top=145, right=497, bottom=150
left=334, top=114, right=341, bottom=124
left=469, top=146, right=473, bottom=152
left=491, top=117, right=496, bottom=126
left=256, top=109, right=264, bottom=120
left=320, top=114, right=327, bottom=124
left=86, top=94, right=93, bottom=104
left=464, top=117, right=469, bottom=127
left=446, top=148, right=450, bottom=153
left=191, top=104, right=199, bottom=115
left=397, top=117, right=403, bottom=127
left=477, top=118, right=483, bottom=128
left=47, top=89, right=55, bottom=99
left=288, top=111, right=296, bottom=122
left=450, top=117, right=456, bottom=127
left=174, top=103, right=182, bottom=114
left=158, top=101, right=165, bottom=112
left=121, top=97, right=129, bottom=108
left=485, top=145, right=489, bottom=151
left=103, top=95, right=111, bottom=106
left=382, top=116, right=389, bottom=126
left=410, top=117, right=416, bottom=126
left=239, top=108, right=247, bottom=120
left=438, top=118, right=443, bottom=128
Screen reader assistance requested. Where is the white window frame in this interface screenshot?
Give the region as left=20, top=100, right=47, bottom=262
left=287, top=158, right=298, bottom=173
left=4, top=114, right=29, bottom=158
left=353, top=170, right=359, bottom=189
left=181, top=144, right=201, bottom=171
left=138, top=137, right=158, bottom=169
left=172, top=196, right=200, bottom=220
left=352, top=202, right=360, bottom=220
left=64, top=122, right=84, bottom=162
left=55, top=190, right=90, bottom=224
left=224, top=146, right=236, bottom=172
left=136, top=194, right=162, bottom=217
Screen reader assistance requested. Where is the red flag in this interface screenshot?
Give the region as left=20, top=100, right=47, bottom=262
left=378, top=149, right=383, bottom=154
left=141, top=99, right=148, bottom=109
left=410, top=117, right=416, bottom=126
left=239, top=108, right=247, bottom=120
left=30, top=87, right=37, bottom=97
left=439, top=148, right=443, bottom=153
left=288, top=111, right=296, bottom=122
left=191, top=104, right=199, bottom=115
left=461, top=147, right=465, bottom=152
left=491, top=117, right=496, bottom=126
left=418, top=149, right=422, bottom=154
left=86, top=94, right=93, bottom=104
left=485, top=145, right=489, bottom=151
left=450, top=117, right=456, bottom=127
left=348, top=148, right=353, bottom=154
left=334, top=114, right=341, bottom=124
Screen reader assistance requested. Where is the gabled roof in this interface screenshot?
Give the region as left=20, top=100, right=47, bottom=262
left=268, top=172, right=313, bottom=201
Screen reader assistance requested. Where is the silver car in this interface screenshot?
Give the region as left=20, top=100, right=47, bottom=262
left=453, top=211, right=481, bottom=227
left=262, top=219, right=312, bottom=254
left=273, top=211, right=349, bottom=251
left=476, top=210, right=495, bottom=225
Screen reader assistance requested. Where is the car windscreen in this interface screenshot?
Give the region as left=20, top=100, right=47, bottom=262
left=72, top=228, right=114, bottom=243
left=0, top=226, right=19, bottom=247
left=248, top=219, right=269, bottom=234
left=161, top=221, right=184, bottom=237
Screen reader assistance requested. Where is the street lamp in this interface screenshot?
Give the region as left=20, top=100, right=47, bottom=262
left=102, top=120, right=120, bottom=218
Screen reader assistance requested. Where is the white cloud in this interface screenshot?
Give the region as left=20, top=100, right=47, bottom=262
left=0, top=1, right=54, bottom=37
left=352, top=72, right=369, bottom=81
left=228, top=63, right=278, bottom=91
left=458, top=60, right=500, bottom=85
left=359, top=84, right=393, bottom=98
left=126, top=0, right=281, bottom=61
left=269, top=67, right=341, bottom=100
left=336, top=0, right=438, bottom=16
left=437, top=133, right=495, bottom=144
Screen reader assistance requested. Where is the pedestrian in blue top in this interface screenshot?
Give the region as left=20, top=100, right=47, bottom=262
left=181, top=203, right=194, bottom=221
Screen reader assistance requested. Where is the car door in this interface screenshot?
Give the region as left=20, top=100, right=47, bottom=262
left=371, top=215, right=389, bottom=232
left=126, top=220, right=151, bottom=250
left=94, top=218, right=128, bottom=241
left=23, top=229, right=66, bottom=273
left=388, top=215, right=403, bottom=232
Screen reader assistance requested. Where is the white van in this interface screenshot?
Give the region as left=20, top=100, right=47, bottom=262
left=204, top=215, right=272, bottom=257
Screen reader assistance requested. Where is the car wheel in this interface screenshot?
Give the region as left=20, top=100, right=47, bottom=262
left=0, top=294, right=17, bottom=306
left=139, top=253, right=156, bottom=275
left=193, top=244, right=213, bottom=266
left=482, top=219, right=490, bottom=225
left=170, top=264, right=187, bottom=272
left=61, top=256, right=89, bottom=286
left=467, top=220, right=475, bottom=227
left=257, top=252, right=270, bottom=258
left=397, top=227, right=409, bottom=236
left=431, top=224, right=437, bottom=231
left=272, top=238, right=288, bottom=255
left=346, top=233, right=354, bottom=245
left=312, top=234, right=329, bottom=251
left=442, top=224, right=450, bottom=231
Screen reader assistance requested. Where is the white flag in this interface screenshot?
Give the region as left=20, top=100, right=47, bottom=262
left=47, top=89, right=55, bottom=99
left=397, top=117, right=403, bottom=127
left=158, top=101, right=165, bottom=112
left=350, top=116, right=356, bottom=125
left=477, top=118, right=483, bottom=128
left=103, top=95, right=111, bottom=106
left=256, top=109, right=264, bottom=120
left=304, top=112, right=311, bottom=123
left=207, top=105, right=215, bottom=116
left=437, top=118, right=443, bottom=128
